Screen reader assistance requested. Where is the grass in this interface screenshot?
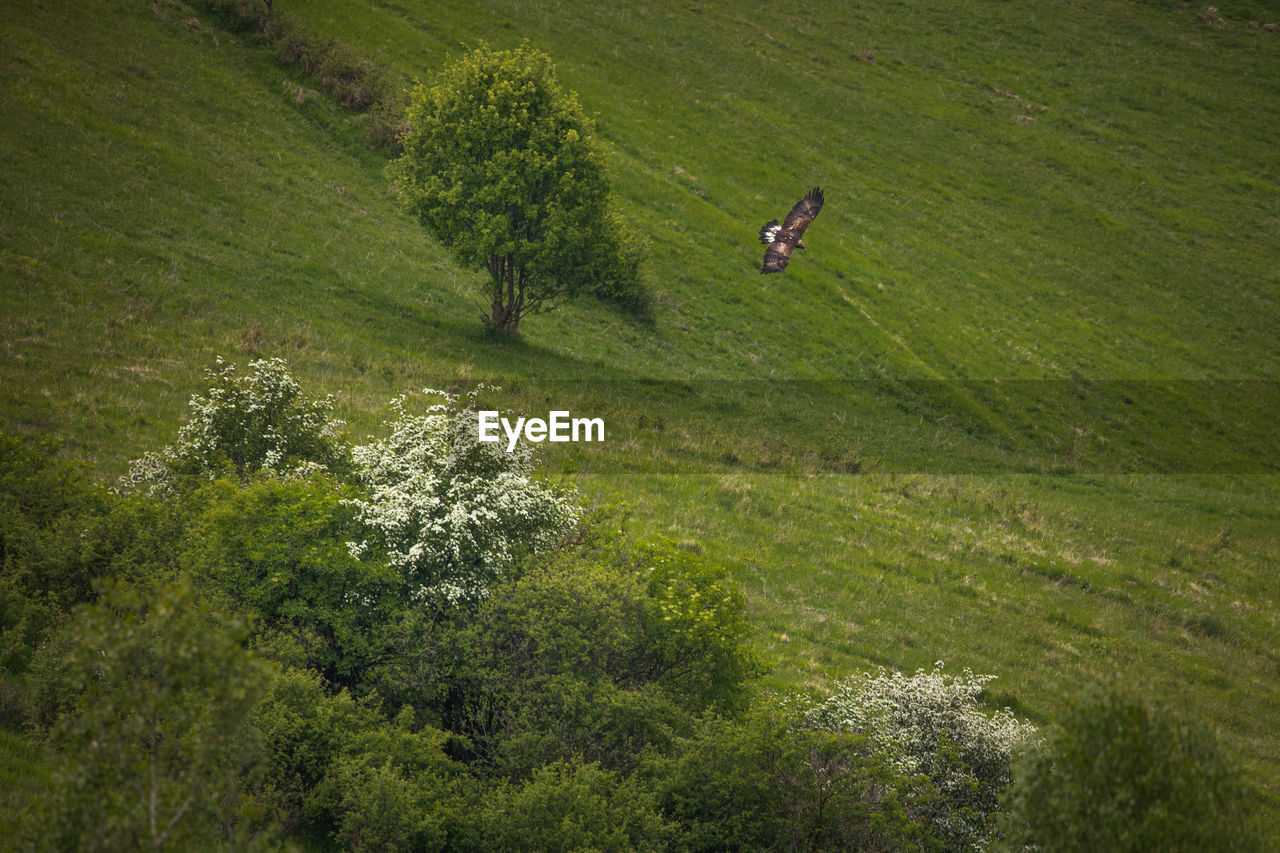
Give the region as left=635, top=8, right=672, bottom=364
left=0, top=729, right=53, bottom=841
left=2, top=0, right=1279, bottom=834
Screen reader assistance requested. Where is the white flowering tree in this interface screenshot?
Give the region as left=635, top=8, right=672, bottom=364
left=345, top=388, right=580, bottom=607
left=123, top=360, right=578, bottom=611
left=794, top=663, right=1038, bottom=851
left=123, top=357, right=348, bottom=495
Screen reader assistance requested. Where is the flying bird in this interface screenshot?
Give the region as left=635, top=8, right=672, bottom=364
left=758, top=187, right=824, bottom=274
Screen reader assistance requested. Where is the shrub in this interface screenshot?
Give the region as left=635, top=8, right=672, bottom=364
left=323, top=707, right=465, bottom=852
left=999, top=681, right=1264, bottom=852
left=345, top=387, right=579, bottom=608
left=794, top=663, right=1037, bottom=851
left=431, top=531, right=760, bottom=778
left=184, top=475, right=398, bottom=684
left=252, top=666, right=466, bottom=848
left=637, top=543, right=761, bottom=715
left=475, top=761, right=670, bottom=852
left=650, top=707, right=936, bottom=852
left=191, top=0, right=409, bottom=147
left=0, top=436, right=180, bottom=730
left=30, top=581, right=277, bottom=850
left=123, top=358, right=348, bottom=495
left=0, top=434, right=110, bottom=615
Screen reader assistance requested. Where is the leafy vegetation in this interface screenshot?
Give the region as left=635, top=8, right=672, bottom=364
left=124, top=357, right=350, bottom=494
left=2, top=0, right=1278, bottom=845
left=345, top=386, right=580, bottom=606
left=390, top=41, right=649, bottom=333
left=31, top=581, right=274, bottom=850
left=1000, top=680, right=1264, bottom=851
left=794, top=665, right=1039, bottom=849
left=4, top=367, right=1050, bottom=849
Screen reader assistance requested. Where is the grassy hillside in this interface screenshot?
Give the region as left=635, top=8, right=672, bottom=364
left=3, top=0, right=1279, bottom=833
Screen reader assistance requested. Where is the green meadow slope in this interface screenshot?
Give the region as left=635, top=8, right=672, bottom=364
left=3, top=0, right=1279, bottom=831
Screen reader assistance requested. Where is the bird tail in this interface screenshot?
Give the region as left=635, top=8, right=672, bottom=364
left=759, top=220, right=780, bottom=244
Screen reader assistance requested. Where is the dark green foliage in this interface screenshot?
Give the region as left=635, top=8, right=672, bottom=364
left=389, top=41, right=649, bottom=335
left=649, top=708, right=937, bottom=852
left=253, top=666, right=467, bottom=849
left=475, top=761, right=671, bottom=852
left=0, top=435, right=179, bottom=729
left=28, top=581, right=277, bottom=850
left=0, top=435, right=110, bottom=616
left=1000, top=682, right=1264, bottom=852
left=184, top=475, right=396, bottom=683
left=434, top=533, right=760, bottom=777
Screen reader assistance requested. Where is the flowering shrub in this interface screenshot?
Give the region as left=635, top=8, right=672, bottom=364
left=123, top=358, right=348, bottom=495
left=793, top=663, right=1037, bottom=851
left=345, top=387, right=580, bottom=607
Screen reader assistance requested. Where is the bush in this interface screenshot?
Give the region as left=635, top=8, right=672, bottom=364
left=191, top=0, right=409, bottom=147
left=252, top=666, right=466, bottom=849
left=123, top=358, right=348, bottom=495
left=0, top=436, right=179, bottom=729
left=794, top=663, right=1037, bottom=851
left=29, top=582, right=277, bottom=850
left=1000, top=681, right=1263, bottom=852
left=431, top=530, right=761, bottom=778
left=184, top=475, right=397, bottom=684
left=637, top=543, right=761, bottom=715
left=0, top=434, right=110, bottom=616
left=475, top=761, right=670, bottom=852
left=345, top=387, right=580, bottom=607
left=650, top=707, right=936, bottom=852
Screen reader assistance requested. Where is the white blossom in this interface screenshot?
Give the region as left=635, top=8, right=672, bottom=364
left=345, top=387, right=579, bottom=608
left=121, top=358, right=346, bottom=495
left=791, top=662, right=1038, bottom=851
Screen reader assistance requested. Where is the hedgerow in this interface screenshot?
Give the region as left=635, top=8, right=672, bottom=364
left=7, top=359, right=1256, bottom=850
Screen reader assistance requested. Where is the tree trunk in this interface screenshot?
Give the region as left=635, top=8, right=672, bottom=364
left=487, top=253, right=524, bottom=337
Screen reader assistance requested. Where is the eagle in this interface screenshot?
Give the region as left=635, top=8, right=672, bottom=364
left=758, top=187, right=824, bottom=274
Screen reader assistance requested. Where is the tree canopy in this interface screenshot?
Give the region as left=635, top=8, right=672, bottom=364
left=388, top=41, right=646, bottom=336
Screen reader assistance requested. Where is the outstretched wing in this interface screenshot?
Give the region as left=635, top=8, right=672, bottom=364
left=761, top=239, right=795, bottom=274
left=780, top=187, right=824, bottom=238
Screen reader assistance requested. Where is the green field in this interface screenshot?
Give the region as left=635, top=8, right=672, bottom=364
left=3, top=0, right=1279, bottom=838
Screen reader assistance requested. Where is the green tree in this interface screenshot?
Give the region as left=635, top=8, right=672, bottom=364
left=649, top=708, right=936, bottom=852
left=389, top=41, right=646, bottom=336
left=1000, top=681, right=1263, bottom=852
left=432, top=533, right=760, bottom=778
left=184, top=475, right=397, bottom=685
left=32, top=581, right=276, bottom=850
left=475, top=761, right=670, bottom=852
left=252, top=666, right=467, bottom=850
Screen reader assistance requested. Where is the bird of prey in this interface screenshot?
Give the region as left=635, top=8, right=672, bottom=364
left=758, top=187, right=824, bottom=274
